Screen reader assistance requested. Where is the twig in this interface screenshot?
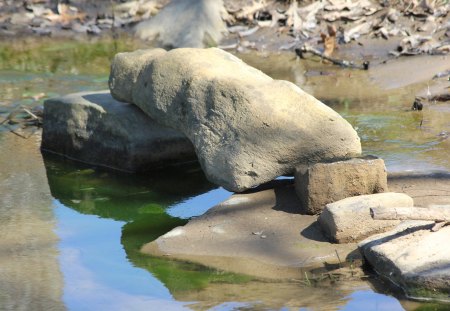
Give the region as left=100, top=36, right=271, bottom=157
left=22, top=108, right=39, bottom=120
left=304, top=271, right=311, bottom=286
left=335, top=250, right=342, bottom=268
left=296, top=44, right=369, bottom=70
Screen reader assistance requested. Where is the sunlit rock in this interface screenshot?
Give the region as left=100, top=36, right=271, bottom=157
left=318, top=192, right=413, bottom=243
left=295, top=156, right=388, bottom=214
left=109, top=48, right=361, bottom=192
left=359, top=221, right=450, bottom=301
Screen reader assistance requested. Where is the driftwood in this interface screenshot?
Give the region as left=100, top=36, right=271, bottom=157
left=295, top=44, right=369, bottom=70
left=370, top=206, right=450, bottom=232
left=0, top=106, right=43, bottom=139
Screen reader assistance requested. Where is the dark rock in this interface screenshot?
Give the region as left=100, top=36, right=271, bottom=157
left=41, top=90, right=196, bottom=172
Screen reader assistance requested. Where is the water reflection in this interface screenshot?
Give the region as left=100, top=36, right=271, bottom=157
left=44, top=155, right=259, bottom=307
left=44, top=153, right=216, bottom=221
left=0, top=134, right=64, bottom=310
left=42, top=153, right=426, bottom=311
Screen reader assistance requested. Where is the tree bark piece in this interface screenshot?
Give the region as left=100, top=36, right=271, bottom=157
left=370, top=206, right=450, bottom=222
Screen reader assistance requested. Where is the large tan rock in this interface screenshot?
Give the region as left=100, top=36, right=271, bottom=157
left=41, top=90, right=196, bottom=172
left=295, top=156, right=387, bottom=214
left=109, top=48, right=361, bottom=192
left=318, top=193, right=413, bottom=243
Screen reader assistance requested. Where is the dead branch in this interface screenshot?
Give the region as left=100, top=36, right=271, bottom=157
left=295, top=44, right=369, bottom=70
left=370, top=206, right=450, bottom=222
left=0, top=106, right=43, bottom=138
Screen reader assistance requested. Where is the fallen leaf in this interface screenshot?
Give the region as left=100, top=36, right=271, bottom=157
left=321, top=25, right=337, bottom=56
left=344, top=20, right=372, bottom=43
left=285, top=1, right=302, bottom=35
left=32, top=92, right=46, bottom=101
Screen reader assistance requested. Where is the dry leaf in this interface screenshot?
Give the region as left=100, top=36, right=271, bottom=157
left=32, top=93, right=46, bottom=101
left=233, top=0, right=269, bottom=22
left=321, top=25, right=336, bottom=57
left=285, top=1, right=302, bottom=35
left=344, top=20, right=372, bottom=43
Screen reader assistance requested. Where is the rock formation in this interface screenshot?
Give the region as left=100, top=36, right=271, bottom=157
left=109, top=48, right=361, bottom=191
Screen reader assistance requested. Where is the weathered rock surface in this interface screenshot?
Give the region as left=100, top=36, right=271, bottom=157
left=359, top=220, right=450, bottom=301
left=295, top=156, right=387, bottom=214
left=109, top=48, right=361, bottom=192
left=141, top=180, right=360, bottom=279
left=318, top=193, right=413, bottom=243
left=41, top=90, right=196, bottom=172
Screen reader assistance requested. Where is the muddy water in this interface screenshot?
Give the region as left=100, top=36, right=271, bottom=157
left=0, top=39, right=449, bottom=310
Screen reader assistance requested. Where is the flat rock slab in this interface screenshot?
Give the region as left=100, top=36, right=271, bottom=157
left=109, top=48, right=361, bottom=192
left=141, top=180, right=359, bottom=279
left=41, top=90, right=196, bottom=172
left=140, top=172, right=450, bottom=282
left=295, top=156, right=388, bottom=214
left=318, top=192, right=413, bottom=243
left=359, top=220, right=450, bottom=301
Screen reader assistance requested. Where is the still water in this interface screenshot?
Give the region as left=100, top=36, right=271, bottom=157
left=0, top=38, right=449, bottom=310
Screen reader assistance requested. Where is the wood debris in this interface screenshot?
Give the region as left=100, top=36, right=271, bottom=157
left=370, top=206, right=450, bottom=232
left=221, top=0, right=449, bottom=56
left=0, top=0, right=448, bottom=57
left=0, top=106, right=43, bottom=139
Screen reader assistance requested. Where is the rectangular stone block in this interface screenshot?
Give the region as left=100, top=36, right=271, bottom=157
left=295, top=156, right=387, bottom=215
left=318, top=193, right=413, bottom=243
left=41, top=90, right=196, bottom=172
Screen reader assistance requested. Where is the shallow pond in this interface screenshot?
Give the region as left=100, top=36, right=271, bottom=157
left=0, top=38, right=449, bottom=311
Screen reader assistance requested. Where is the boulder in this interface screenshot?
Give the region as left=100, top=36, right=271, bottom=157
left=318, top=193, right=413, bottom=243
left=41, top=90, right=196, bottom=172
left=109, top=48, right=361, bottom=192
left=295, top=156, right=387, bottom=214
left=359, top=221, right=450, bottom=301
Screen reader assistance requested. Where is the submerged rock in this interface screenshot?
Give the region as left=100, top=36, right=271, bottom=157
left=359, top=221, right=450, bottom=301
left=318, top=192, right=413, bottom=243
left=41, top=90, right=196, bottom=172
left=109, top=48, right=361, bottom=192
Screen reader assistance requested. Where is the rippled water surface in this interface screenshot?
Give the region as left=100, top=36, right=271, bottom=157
left=0, top=38, right=449, bottom=311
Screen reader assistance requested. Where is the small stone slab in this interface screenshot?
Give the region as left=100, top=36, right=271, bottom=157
left=295, top=156, right=388, bottom=215
left=318, top=193, right=413, bottom=243
left=359, top=221, right=450, bottom=301
left=41, top=90, right=196, bottom=172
